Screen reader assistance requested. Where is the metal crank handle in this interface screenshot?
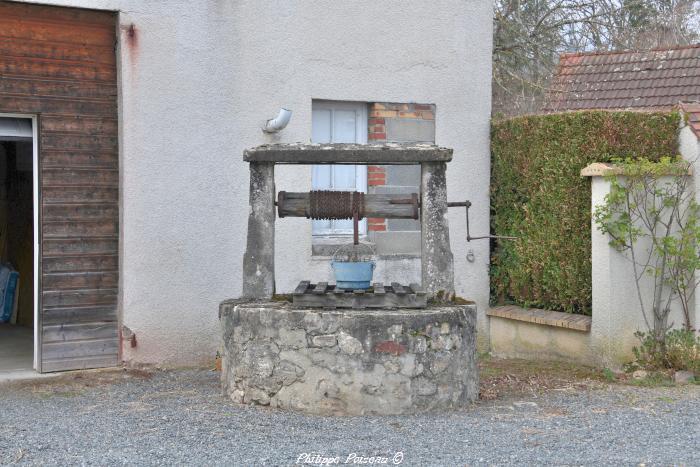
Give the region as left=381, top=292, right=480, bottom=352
left=446, top=200, right=517, bottom=242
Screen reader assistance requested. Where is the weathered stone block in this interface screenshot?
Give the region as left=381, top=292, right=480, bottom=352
left=311, top=334, right=338, bottom=348
left=303, top=312, right=341, bottom=334
left=278, top=328, right=307, bottom=349
left=274, top=360, right=305, bottom=386
left=220, top=301, right=478, bottom=415
left=413, top=377, right=438, bottom=396
left=384, top=359, right=401, bottom=374
left=338, top=332, right=363, bottom=355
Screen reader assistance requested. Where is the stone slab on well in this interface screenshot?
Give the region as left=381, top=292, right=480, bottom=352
left=220, top=301, right=477, bottom=415
left=243, top=143, right=452, bottom=164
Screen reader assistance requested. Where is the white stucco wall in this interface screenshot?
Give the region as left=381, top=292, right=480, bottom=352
left=20, top=0, right=493, bottom=366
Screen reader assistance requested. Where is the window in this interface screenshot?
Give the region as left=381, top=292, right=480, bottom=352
left=311, top=101, right=367, bottom=236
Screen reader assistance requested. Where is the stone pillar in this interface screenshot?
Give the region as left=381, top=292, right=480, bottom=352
left=242, top=162, right=275, bottom=299
left=420, top=162, right=454, bottom=298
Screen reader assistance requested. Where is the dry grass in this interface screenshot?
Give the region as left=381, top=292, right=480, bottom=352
left=479, top=356, right=609, bottom=400
left=2, top=367, right=153, bottom=398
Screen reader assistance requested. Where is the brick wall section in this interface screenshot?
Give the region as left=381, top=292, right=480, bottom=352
left=367, top=102, right=435, bottom=232
left=367, top=164, right=386, bottom=186
left=370, top=102, right=435, bottom=121
left=368, top=105, right=388, bottom=230
left=367, top=217, right=386, bottom=232
left=368, top=116, right=387, bottom=141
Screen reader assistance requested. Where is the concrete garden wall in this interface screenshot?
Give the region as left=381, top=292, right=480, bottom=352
left=487, top=304, right=593, bottom=362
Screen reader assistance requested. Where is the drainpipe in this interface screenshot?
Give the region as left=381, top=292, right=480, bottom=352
left=262, top=108, right=292, bottom=133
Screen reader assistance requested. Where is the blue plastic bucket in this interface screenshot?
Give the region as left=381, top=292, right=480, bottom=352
left=331, top=261, right=375, bottom=290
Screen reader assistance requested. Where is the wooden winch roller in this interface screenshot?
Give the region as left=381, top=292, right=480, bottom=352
left=276, top=190, right=419, bottom=244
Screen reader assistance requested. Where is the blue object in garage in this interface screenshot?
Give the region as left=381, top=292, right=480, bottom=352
left=0, top=264, right=19, bottom=323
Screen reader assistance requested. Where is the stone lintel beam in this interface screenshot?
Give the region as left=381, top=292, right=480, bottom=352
left=242, top=162, right=275, bottom=299
left=243, top=142, right=453, bottom=165
left=420, top=161, right=455, bottom=299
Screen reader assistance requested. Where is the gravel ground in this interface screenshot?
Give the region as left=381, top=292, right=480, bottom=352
left=0, top=368, right=698, bottom=466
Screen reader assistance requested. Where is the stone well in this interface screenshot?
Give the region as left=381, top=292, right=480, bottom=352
left=220, top=301, right=478, bottom=416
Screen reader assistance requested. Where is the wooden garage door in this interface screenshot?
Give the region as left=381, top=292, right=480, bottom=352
left=0, top=1, right=119, bottom=372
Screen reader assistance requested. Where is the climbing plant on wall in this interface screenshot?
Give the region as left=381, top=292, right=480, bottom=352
left=490, top=110, right=679, bottom=314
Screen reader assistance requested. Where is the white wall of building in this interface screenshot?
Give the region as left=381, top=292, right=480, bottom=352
left=20, top=0, right=493, bottom=366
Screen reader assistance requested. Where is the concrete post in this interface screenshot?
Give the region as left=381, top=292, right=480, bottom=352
left=589, top=176, right=619, bottom=366
left=679, top=121, right=700, bottom=339
left=420, top=162, right=454, bottom=298
left=586, top=169, right=691, bottom=367
left=242, top=162, right=275, bottom=298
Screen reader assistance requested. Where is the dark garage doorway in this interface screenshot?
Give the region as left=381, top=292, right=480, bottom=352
left=0, top=116, right=37, bottom=377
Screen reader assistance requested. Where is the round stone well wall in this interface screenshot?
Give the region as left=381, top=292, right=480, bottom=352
left=219, top=301, right=478, bottom=415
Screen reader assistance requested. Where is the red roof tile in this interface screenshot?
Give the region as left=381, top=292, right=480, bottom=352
left=543, top=44, right=700, bottom=113
left=680, top=103, right=700, bottom=137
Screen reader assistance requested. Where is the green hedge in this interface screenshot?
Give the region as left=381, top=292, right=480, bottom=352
left=490, top=111, right=679, bottom=314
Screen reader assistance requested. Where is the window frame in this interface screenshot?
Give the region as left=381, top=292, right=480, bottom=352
left=311, top=100, right=368, bottom=237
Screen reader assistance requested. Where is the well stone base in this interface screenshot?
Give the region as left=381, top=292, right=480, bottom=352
left=219, top=301, right=478, bottom=415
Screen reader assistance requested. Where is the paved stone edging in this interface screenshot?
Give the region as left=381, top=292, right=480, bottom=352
left=488, top=305, right=591, bottom=332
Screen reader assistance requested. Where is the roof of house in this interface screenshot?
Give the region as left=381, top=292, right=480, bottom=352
left=542, top=44, right=700, bottom=137
left=543, top=44, right=700, bottom=112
